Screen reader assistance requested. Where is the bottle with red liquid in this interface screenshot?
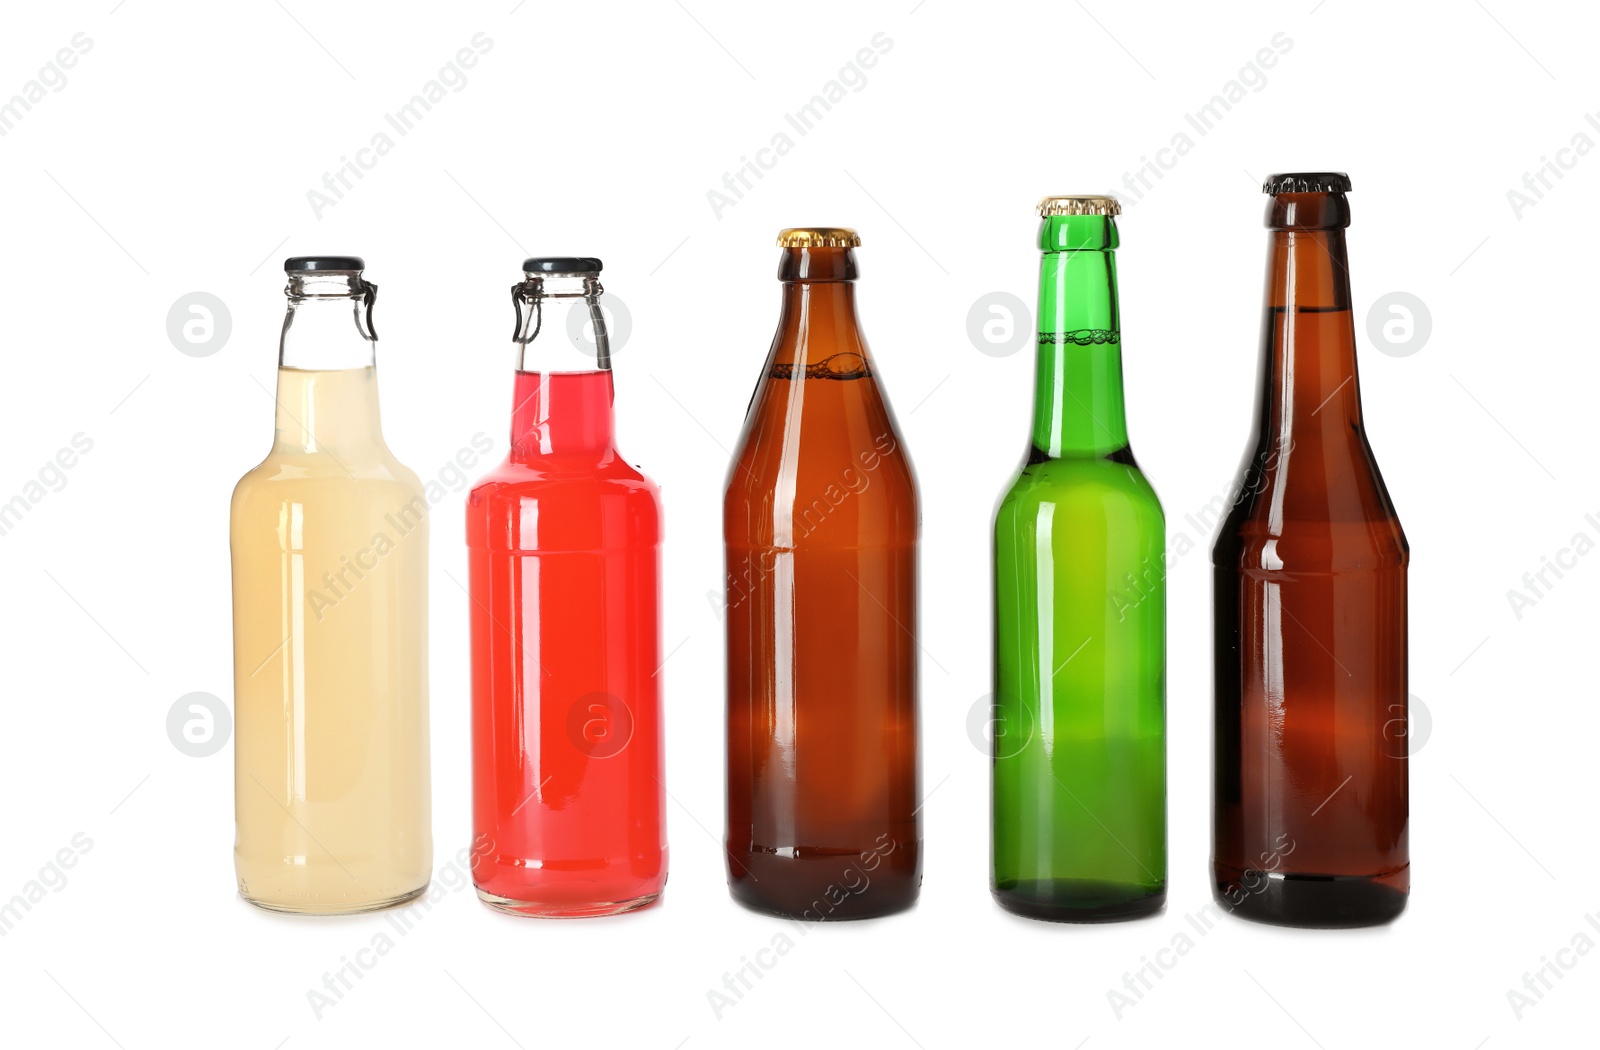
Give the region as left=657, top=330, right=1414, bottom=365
left=467, top=257, right=666, bottom=917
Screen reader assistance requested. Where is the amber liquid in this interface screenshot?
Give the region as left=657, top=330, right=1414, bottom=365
left=1212, top=195, right=1408, bottom=927
left=724, top=247, right=921, bottom=919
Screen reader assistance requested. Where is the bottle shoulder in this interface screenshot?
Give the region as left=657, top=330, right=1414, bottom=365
left=466, top=452, right=661, bottom=553
left=1213, top=527, right=1409, bottom=574
left=1214, top=429, right=1406, bottom=566
left=1212, top=501, right=1408, bottom=571
left=469, top=453, right=658, bottom=499
left=732, top=371, right=908, bottom=463
left=232, top=450, right=423, bottom=504
left=996, top=455, right=1164, bottom=523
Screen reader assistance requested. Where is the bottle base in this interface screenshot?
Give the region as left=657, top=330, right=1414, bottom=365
left=475, top=887, right=661, bottom=919
left=1213, top=863, right=1408, bottom=928
left=240, top=882, right=430, bottom=917
left=728, top=845, right=920, bottom=921
left=992, top=879, right=1166, bottom=923
left=729, top=882, right=917, bottom=922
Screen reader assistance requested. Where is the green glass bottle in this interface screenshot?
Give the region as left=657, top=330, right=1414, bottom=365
left=991, top=195, right=1166, bottom=922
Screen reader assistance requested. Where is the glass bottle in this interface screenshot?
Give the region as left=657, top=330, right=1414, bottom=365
left=991, top=197, right=1167, bottom=921
left=724, top=228, right=921, bottom=920
left=231, top=256, right=432, bottom=914
left=1212, top=173, right=1409, bottom=927
left=467, top=257, right=667, bottom=917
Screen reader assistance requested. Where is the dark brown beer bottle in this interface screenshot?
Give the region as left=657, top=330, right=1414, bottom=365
left=724, top=227, right=921, bottom=919
left=1212, top=174, right=1409, bottom=927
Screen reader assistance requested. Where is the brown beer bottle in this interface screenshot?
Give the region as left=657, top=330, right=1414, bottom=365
left=723, top=227, right=921, bottom=919
left=1212, top=174, right=1409, bottom=927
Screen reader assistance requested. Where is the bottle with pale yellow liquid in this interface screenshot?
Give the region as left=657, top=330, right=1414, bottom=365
left=231, top=256, right=431, bottom=914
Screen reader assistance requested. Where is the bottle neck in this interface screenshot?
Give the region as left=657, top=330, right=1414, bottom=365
left=274, top=367, right=383, bottom=453
left=513, top=273, right=613, bottom=373
left=1032, top=215, right=1127, bottom=458
left=1258, top=193, right=1363, bottom=441
left=509, top=370, right=614, bottom=458
left=508, top=272, right=615, bottom=459
left=768, top=246, right=872, bottom=376
left=279, top=272, right=377, bottom=370
left=275, top=272, right=381, bottom=453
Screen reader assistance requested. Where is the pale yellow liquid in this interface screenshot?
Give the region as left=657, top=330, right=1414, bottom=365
left=231, top=366, right=432, bottom=913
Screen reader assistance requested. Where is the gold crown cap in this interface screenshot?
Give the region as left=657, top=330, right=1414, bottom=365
left=776, top=227, right=862, bottom=248
left=1037, top=196, right=1122, bottom=217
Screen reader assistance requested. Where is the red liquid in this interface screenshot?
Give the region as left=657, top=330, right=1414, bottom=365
left=467, top=370, right=667, bottom=916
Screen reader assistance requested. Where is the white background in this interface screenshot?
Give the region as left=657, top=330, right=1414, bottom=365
left=0, top=0, right=1593, bottom=1046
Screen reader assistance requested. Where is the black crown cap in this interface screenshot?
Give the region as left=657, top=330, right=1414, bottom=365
left=1262, top=172, right=1352, bottom=194
left=284, top=256, right=365, bottom=272
left=523, top=257, right=602, bottom=274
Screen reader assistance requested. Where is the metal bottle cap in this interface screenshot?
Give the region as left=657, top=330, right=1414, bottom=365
left=1037, top=196, right=1122, bottom=217
left=776, top=227, right=861, bottom=248
left=1262, top=172, right=1352, bottom=194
